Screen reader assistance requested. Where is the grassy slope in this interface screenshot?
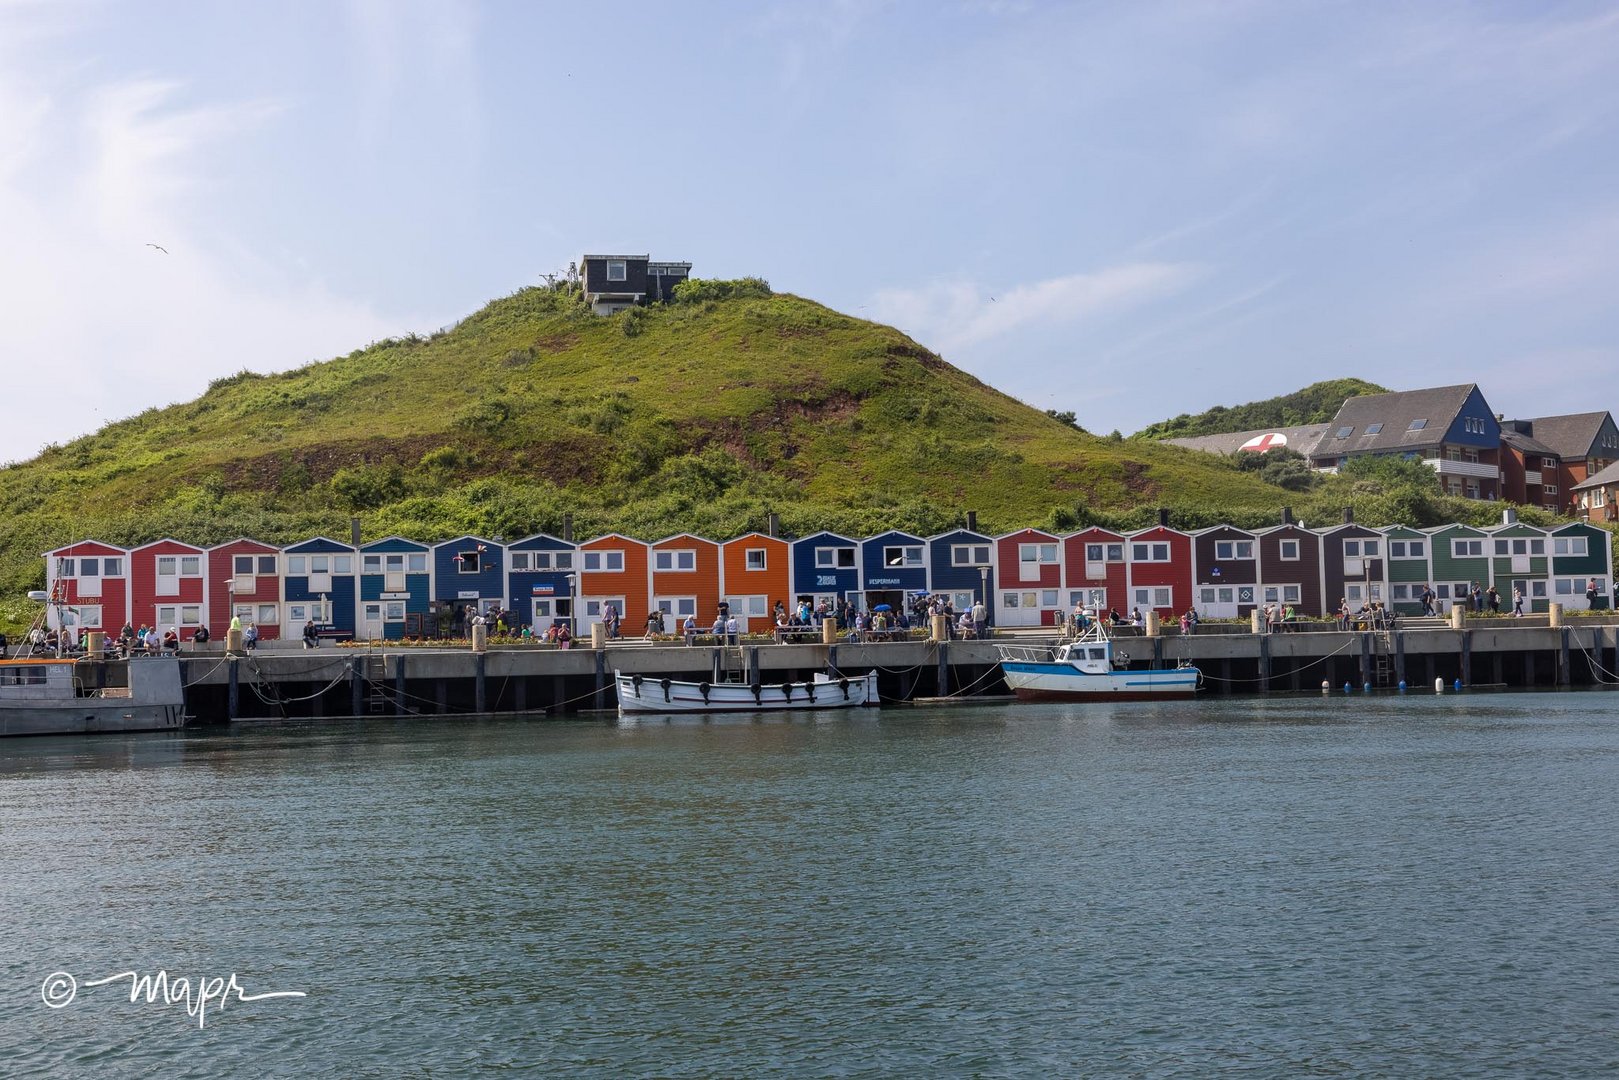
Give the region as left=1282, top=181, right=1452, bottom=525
left=1132, top=377, right=1390, bottom=441
left=0, top=286, right=1304, bottom=627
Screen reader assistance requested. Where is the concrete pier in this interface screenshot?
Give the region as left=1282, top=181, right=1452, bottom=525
left=172, top=618, right=1619, bottom=721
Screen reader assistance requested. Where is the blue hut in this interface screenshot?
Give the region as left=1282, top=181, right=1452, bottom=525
left=857, top=529, right=930, bottom=616
left=359, top=536, right=431, bottom=640
left=926, top=528, right=996, bottom=616
left=282, top=536, right=358, bottom=640
left=789, top=530, right=861, bottom=611
left=432, top=535, right=506, bottom=629
left=507, top=533, right=578, bottom=632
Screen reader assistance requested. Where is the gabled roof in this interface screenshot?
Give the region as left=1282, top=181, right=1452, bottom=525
left=1509, top=411, right=1613, bottom=460
left=1572, top=457, right=1619, bottom=491
left=1165, top=425, right=1329, bottom=457
left=1500, top=429, right=1559, bottom=458
left=1316, top=384, right=1486, bottom=455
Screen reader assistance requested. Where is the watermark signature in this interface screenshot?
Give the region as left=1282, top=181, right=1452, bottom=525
left=42, top=969, right=306, bottom=1028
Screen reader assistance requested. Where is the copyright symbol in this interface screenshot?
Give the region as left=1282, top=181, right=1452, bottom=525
left=41, top=971, right=76, bottom=1008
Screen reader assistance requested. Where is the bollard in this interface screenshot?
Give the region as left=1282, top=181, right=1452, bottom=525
left=84, top=630, right=105, bottom=657
left=1252, top=610, right=1265, bottom=635
left=471, top=623, right=488, bottom=653
left=590, top=622, right=606, bottom=650
left=1145, top=611, right=1160, bottom=638
left=1434, top=677, right=1444, bottom=693
left=1449, top=603, right=1464, bottom=630
left=1549, top=602, right=1564, bottom=628
left=226, top=627, right=245, bottom=655
left=930, top=614, right=948, bottom=643
left=822, top=617, right=837, bottom=645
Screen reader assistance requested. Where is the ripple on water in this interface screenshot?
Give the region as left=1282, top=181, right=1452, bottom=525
left=2, top=696, right=1619, bottom=1075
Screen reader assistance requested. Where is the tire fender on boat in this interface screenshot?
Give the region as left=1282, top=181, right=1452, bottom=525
left=839, top=677, right=849, bottom=700
left=752, top=683, right=763, bottom=705
left=631, top=674, right=644, bottom=698
left=660, top=677, right=672, bottom=702
left=781, top=682, right=793, bottom=702
left=698, top=681, right=711, bottom=704
left=805, top=681, right=815, bottom=702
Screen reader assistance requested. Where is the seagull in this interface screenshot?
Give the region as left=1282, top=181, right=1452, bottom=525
left=146, top=243, right=168, bottom=254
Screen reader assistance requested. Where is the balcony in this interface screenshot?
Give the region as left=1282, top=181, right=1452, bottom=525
left=1425, top=458, right=1499, bottom=480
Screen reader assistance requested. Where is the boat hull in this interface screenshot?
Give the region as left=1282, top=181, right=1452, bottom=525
left=0, top=702, right=186, bottom=736
left=1000, top=661, right=1200, bottom=702
left=0, top=655, right=188, bottom=737
left=615, top=671, right=879, bottom=715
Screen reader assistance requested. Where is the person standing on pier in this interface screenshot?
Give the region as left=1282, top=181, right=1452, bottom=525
left=1513, top=587, right=1525, bottom=617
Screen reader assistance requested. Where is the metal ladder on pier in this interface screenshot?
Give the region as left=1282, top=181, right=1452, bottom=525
left=711, top=645, right=749, bottom=683
left=1371, top=630, right=1394, bottom=687
left=362, top=653, right=389, bottom=713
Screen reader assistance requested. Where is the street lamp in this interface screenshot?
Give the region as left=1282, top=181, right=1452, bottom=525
left=565, top=572, right=577, bottom=635
left=978, top=565, right=990, bottom=639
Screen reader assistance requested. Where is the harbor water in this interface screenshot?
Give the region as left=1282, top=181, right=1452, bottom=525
left=3, top=693, right=1618, bottom=1076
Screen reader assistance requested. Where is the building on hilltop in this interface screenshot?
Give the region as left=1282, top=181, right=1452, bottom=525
left=1310, top=384, right=1502, bottom=500
left=580, top=253, right=692, bottom=315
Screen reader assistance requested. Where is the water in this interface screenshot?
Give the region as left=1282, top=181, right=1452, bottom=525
left=3, top=693, right=1618, bottom=1077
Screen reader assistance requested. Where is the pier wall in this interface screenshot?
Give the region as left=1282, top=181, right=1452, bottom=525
left=172, top=620, right=1619, bottom=721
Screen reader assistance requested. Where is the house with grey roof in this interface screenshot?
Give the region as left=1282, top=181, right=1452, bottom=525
left=1497, top=423, right=1562, bottom=510
left=1572, top=459, right=1619, bottom=523
left=1310, top=384, right=1502, bottom=500
left=1502, top=412, right=1619, bottom=511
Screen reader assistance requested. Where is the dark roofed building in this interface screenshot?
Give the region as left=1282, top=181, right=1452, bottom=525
left=580, top=253, right=692, bottom=315
left=1498, top=423, right=1562, bottom=510
left=1502, top=411, right=1619, bottom=511
left=1311, top=384, right=1502, bottom=500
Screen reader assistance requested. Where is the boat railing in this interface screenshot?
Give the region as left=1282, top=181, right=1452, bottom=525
left=994, top=642, right=1061, bottom=663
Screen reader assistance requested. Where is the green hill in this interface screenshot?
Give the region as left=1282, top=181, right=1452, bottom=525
left=1132, top=378, right=1389, bottom=441
left=0, top=283, right=1574, bottom=632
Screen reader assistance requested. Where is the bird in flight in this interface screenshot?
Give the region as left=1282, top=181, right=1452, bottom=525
left=146, top=243, right=168, bottom=254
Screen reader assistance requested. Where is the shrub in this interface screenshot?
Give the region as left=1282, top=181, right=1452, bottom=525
left=672, top=277, right=773, bottom=304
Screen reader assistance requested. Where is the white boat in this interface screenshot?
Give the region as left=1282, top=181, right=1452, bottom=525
left=615, top=669, right=879, bottom=715
left=995, top=622, right=1200, bottom=701
left=0, top=655, right=188, bottom=736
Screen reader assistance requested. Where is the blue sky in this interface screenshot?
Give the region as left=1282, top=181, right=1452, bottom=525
left=3, top=0, right=1618, bottom=464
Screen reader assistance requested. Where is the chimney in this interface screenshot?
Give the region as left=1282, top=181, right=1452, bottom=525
left=1281, top=507, right=1294, bottom=525
left=350, top=516, right=362, bottom=548
left=1342, top=506, right=1354, bottom=524
left=1502, top=508, right=1517, bottom=525
left=1157, top=507, right=1170, bottom=528
left=965, top=510, right=978, bottom=532
left=767, top=513, right=780, bottom=538
left=562, top=513, right=573, bottom=543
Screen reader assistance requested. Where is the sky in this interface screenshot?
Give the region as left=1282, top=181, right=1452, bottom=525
left=3, top=0, right=1619, bottom=464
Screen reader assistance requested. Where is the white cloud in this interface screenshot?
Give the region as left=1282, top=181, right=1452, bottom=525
left=0, top=39, right=411, bottom=465
left=869, top=262, right=1202, bottom=353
